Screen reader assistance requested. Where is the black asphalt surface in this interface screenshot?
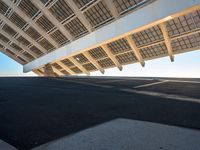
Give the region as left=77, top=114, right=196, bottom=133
left=0, top=77, right=200, bottom=150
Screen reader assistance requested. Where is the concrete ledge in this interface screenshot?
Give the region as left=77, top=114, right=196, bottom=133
left=32, top=118, right=200, bottom=150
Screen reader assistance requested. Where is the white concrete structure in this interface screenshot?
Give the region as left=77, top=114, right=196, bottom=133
left=0, top=0, right=200, bottom=76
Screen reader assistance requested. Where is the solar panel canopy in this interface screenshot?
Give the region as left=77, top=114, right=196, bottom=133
left=0, top=0, right=200, bottom=76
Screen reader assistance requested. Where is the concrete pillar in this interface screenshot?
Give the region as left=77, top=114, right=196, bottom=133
left=44, top=63, right=56, bottom=77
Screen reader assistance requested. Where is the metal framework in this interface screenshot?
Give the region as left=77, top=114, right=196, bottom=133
left=0, top=0, right=200, bottom=76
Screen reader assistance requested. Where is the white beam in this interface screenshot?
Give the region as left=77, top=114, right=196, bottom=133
left=0, top=39, right=29, bottom=62
left=65, top=0, right=93, bottom=32
left=68, top=57, right=90, bottom=75
left=104, top=0, right=119, bottom=19
left=2, top=0, right=59, bottom=48
left=126, top=36, right=145, bottom=67
left=24, top=0, right=200, bottom=72
left=160, top=22, right=174, bottom=61
left=83, top=51, right=105, bottom=74
left=0, top=29, right=37, bottom=58
left=31, top=0, right=73, bottom=41
left=101, top=45, right=122, bottom=71
left=56, top=61, right=75, bottom=75
left=0, top=13, right=47, bottom=54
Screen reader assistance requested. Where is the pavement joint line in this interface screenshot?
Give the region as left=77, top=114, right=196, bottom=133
left=133, top=80, right=169, bottom=89
left=52, top=78, right=113, bottom=88
left=96, top=79, right=124, bottom=83
left=130, top=78, right=155, bottom=81
left=120, top=88, right=200, bottom=104
left=167, top=80, right=200, bottom=84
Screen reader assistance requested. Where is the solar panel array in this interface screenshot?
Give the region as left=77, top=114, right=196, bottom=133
left=0, top=0, right=199, bottom=76
left=0, top=0, right=155, bottom=65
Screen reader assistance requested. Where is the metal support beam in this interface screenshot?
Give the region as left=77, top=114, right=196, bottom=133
left=33, top=69, right=43, bottom=76
left=0, top=39, right=29, bottom=62
left=1, top=29, right=37, bottom=58
left=56, top=61, right=75, bottom=75
left=65, top=0, right=93, bottom=32
left=83, top=51, right=105, bottom=74
left=160, top=22, right=174, bottom=62
left=126, top=36, right=145, bottom=67
left=31, top=0, right=73, bottom=41
left=2, top=0, right=59, bottom=48
left=104, top=0, right=119, bottom=19
left=0, top=13, right=47, bottom=54
left=68, top=57, right=90, bottom=75
left=52, top=66, right=65, bottom=76
left=101, top=45, right=122, bottom=71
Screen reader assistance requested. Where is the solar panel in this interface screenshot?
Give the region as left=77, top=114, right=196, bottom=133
left=107, top=38, right=131, bottom=55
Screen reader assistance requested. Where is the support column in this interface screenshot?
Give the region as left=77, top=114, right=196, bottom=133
left=44, top=63, right=56, bottom=77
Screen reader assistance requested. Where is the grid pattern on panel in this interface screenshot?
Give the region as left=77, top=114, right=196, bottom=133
left=2, top=24, right=17, bottom=37
left=113, top=0, right=146, bottom=14
left=49, top=0, right=74, bottom=22
left=23, top=51, right=34, bottom=60
left=9, top=12, right=26, bottom=29
left=70, top=66, right=82, bottom=73
left=107, top=38, right=131, bottom=54
left=73, top=0, right=94, bottom=9
left=36, top=15, right=55, bottom=32
left=18, top=0, right=39, bottom=18
left=50, top=30, right=69, bottom=45
left=82, top=63, right=96, bottom=71
left=30, top=45, right=43, bottom=55
left=25, top=27, right=41, bottom=40
left=18, top=56, right=26, bottom=63
left=40, top=0, right=52, bottom=4
left=6, top=49, right=16, bottom=56
left=132, top=26, right=163, bottom=47
left=73, top=54, right=89, bottom=64
left=89, top=47, right=107, bottom=59
left=166, top=11, right=200, bottom=37
left=52, top=63, right=62, bottom=70
left=97, top=58, right=115, bottom=68
left=10, top=43, right=22, bottom=52
left=171, top=33, right=200, bottom=52
left=84, top=1, right=113, bottom=28
left=61, top=59, right=74, bottom=67
left=60, top=70, right=70, bottom=75
left=0, top=33, right=10, bottom=43
left=17, top=36, right=31, bottom=46
left=192, top=10, right=200, bottom=28
left=140, top=43, right=167, bottom=59
left=38, top=38, right=55, bottom=51
left=0, top=1, right=9, bottom=15
left=64, top=17, right=88, bottom=38
left=116, top=51, right=137, bottom=64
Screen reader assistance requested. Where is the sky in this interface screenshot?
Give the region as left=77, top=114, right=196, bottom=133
left=0, top=50, right=200, bottom=78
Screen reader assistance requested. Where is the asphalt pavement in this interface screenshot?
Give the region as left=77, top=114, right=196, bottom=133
left=0, top=77, right=200, bottom=150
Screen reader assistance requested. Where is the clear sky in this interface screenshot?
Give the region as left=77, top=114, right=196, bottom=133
left=0, top=50, right=200, bottom=78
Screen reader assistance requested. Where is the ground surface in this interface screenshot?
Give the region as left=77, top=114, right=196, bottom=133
left=0, top=77, right=200, bottom=150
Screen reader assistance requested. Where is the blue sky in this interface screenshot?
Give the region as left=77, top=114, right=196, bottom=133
left=0, top=50, right=200, bottom=77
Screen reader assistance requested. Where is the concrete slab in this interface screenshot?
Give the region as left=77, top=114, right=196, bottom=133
left=0, top=140, right=17, bottom=150
left=32, top=119, right=200, bottom=150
